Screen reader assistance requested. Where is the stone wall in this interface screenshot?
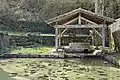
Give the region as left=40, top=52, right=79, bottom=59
left=0, top=32, right=10, bottom=54
left=10, top=34, right=55, bottom=47
left=10, top=34, right=92, bottom=48
left=0, top=32, right=55, bottom=54
left=109, top=19, right=120, bottom=33
left=109, top=18, right=120, bottom=51
left=113, top=30, right=120, bottom=51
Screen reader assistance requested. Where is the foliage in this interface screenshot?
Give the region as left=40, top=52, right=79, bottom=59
left=0, top=0, right=120, bottom=32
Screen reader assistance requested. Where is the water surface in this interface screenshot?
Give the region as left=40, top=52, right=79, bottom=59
left=0, top=57, right=120, bottom=80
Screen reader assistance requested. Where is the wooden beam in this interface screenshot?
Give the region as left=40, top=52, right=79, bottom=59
left=61, top=28, right=68, bottom=35
left=102, top=0, right=105, bottom=16
left=61, top=16, right=99, bottom=35
left=78, top=13, right=81, bottom=25
left=102, top=24, right=106, bottom=50
left=64, top=17, right=78, bottom=25
left=55, top=27, right=58, bottom=51
left=61, top=25, right=102, bottom=37
left=61, top=17, right=79, bottom=35
left=62, top=34, right=90, bottom=37
left=54, top=25, right=103, bottom=29
left=46, top=8, right=81, bottom=24
left=46, top=7, right=114, bottom=26
left=81, top=17, right=98, bottom=25
left=59, top=28, right=61, bottom=47
left=95, top=0, right=98, bottom=14
left=92, top=28, right=102, bottom=38
left=80, top=17, right=102, bottom=38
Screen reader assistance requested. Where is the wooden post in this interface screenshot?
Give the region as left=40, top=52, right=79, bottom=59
left=102, top=24, right=105, bottom=51
left=78, top=13, right=81, bottom=25
left=59, top=28, right=61, bottom=47
left=92, top=36, right=94, bottom=45
left=55, top=27, right=58, bottom=52
left=90, top=30, right=94, bottom=45
left=101, top=0, right=104, bottom=15
left=95, top=0, right=98, bottom=14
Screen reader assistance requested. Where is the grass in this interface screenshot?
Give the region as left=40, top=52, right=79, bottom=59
left=11, top=46, right=54, bottom=54
left=8, top=31, right=55, bottom=37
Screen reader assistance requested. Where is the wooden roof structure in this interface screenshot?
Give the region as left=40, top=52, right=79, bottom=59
left=45, top=8, right=115, bottom=52
left=46, top=8, right=115, bottom=27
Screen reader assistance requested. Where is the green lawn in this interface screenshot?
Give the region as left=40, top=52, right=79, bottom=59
left=8, top=32, right=55, bottom=37
left=11, top=46, right=54, bottom=54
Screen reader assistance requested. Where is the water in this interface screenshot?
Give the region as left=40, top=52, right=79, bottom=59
left=0, top=68, right=14, bottom=80
left=0, top=57, right=120, bottom=80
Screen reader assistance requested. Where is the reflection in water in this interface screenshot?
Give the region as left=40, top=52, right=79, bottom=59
left=0, top=68, right=14, bottom=80
left=0, top=57, right=120, bottom=80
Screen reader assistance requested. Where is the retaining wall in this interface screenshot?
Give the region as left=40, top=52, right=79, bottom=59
left=109, top=18, right=120, bottom=51
left=10, top=34, right=55, bottom=47
left=0, top=32, right=10, bottom=54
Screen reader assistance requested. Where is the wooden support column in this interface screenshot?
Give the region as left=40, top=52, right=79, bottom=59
left=91, top=35, right=94, bottom=45
left=90, top=30, right=94, bottom=45
left=102, top=24, right=105, bottom=51
left=95, top=0, right=98, bottom=14
left=59, top=28, right=62, bottom=47
left=55, top=26, right=58, bottom=51
left=102, top=0, right=105, bottom=16
left=78, top=13, right=81, bottom=25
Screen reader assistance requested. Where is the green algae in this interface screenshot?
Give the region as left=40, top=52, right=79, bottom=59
left=0, top=56, right=120, bottom=80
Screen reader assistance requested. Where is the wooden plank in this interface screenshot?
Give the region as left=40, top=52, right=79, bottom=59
left=54, top=25, right=103, bottom=28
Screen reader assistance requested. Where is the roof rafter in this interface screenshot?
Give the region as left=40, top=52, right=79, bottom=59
left=46, top=8, right=115, bottom=27
left=54, top=25, right=103, bottom=28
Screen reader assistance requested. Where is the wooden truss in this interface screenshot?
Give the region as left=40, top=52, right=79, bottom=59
left=45, top=8, right=114, bottom=52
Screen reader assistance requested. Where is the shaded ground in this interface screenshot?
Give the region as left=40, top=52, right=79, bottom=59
left=0, top=56, right=120, bottom=80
